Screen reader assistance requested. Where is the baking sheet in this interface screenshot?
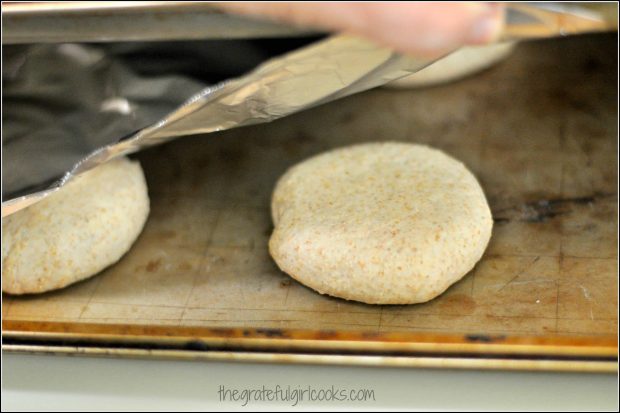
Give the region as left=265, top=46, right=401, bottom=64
left=2, top=34, right=618, bottom=368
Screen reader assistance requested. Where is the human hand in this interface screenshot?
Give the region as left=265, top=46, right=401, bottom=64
left=215, top=2, right=505, bottom=58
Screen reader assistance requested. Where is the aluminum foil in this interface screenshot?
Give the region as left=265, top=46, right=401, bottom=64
left=2, top=35, right=436, bottom=216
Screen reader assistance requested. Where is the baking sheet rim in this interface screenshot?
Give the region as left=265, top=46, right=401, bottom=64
left=3, top=320, right=617, bottom=358
left=3, top=344, right=617, bottom=374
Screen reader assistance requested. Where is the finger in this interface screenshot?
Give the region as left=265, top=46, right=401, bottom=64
left=214, top=2, right=505, bottom=58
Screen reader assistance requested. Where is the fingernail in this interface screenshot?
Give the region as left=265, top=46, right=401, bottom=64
left=468, top=10, right=504, bottom=44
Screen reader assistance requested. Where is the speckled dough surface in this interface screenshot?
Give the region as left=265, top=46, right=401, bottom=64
left=386, top=42, right=515, bottom=89
left=270, top=142, right=493, bottom=305
left=2, top=157, right=150, bottom=294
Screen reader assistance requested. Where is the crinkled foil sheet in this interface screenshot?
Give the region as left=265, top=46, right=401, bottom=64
left=2, top=35, right=435, bottom=216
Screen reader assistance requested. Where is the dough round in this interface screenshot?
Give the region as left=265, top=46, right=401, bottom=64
left=386, top=42, right=515, bottom=89
left=269, top=142, right=492, bottom=305
left=2, top=157, right=150, bottom=294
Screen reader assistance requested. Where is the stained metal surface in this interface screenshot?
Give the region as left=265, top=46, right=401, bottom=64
left=3, top=33, right=617, bottom=371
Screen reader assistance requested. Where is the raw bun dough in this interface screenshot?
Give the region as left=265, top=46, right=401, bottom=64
left=269, top=142, right=492, bottom=305
left=2, top=157, right=150, bottom=295
left=387, top=42, right=515, bottom=89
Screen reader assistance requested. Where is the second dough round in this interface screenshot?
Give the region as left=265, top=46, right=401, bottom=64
left=269, top=142, right=492, bottom=305
left=386, top=42, right=515, bottom=89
